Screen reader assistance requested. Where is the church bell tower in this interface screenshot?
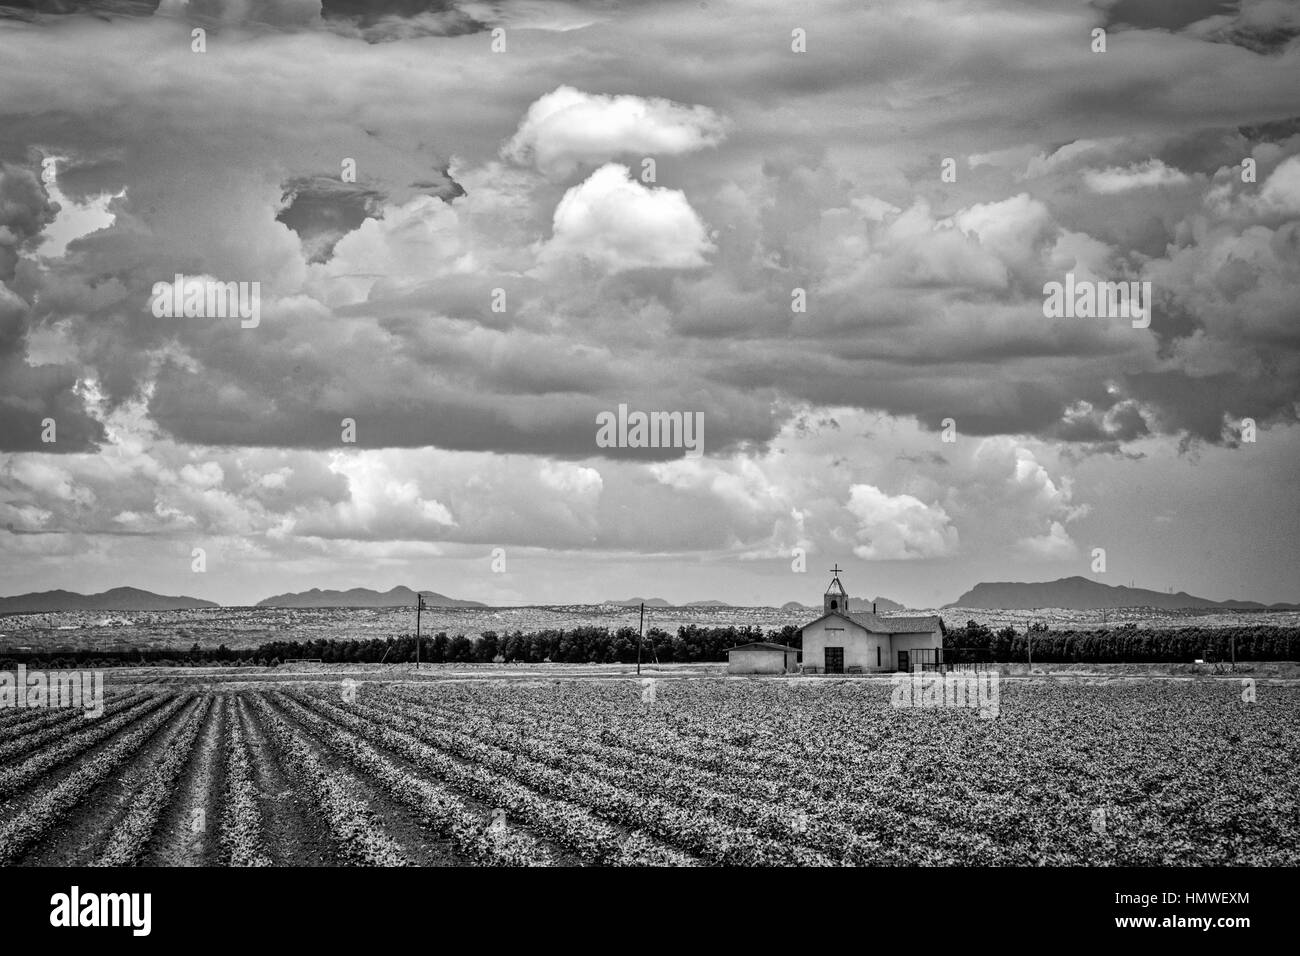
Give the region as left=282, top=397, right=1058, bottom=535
left=824, top=565, right=849, bottom=615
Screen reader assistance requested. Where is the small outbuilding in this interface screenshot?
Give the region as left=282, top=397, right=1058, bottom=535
left=727, top=642, right=799, bottom=675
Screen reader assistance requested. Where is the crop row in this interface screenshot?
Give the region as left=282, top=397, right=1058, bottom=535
left=310, top=686, right=827, bottom=866
left=285, top=688, right=691, bottom=866
left=373, top=680, right=1298, bottom=865
left=402, top=689, right=990, bottom=864
left=0, top=693, right=174, bottom=803
left=383, top=686, right=1011, bottom=863
left=0, top=694, right=193, bottom=864
left=261, top=691, right=551, bottom=866
left=95, top=697, right=215, bottom=866
left=0, top=692, right=146, bottom=765
left=244, top=693, right=411, bottom=867
left=0, top=689, right=132, bottom=735
left=222, top=699, right=273, bottom=867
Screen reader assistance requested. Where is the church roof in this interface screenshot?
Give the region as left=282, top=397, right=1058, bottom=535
left=853, top=613, right=943, bottom=634
left=726, top=642, right=798, bottom=653
left=801, top=610, right=942, bottom=634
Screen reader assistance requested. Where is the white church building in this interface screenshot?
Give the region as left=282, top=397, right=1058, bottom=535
left=800, top=569, right=945, bottom=673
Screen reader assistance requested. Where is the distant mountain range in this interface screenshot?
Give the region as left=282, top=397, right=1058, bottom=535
left=255, top=586, right=486, bottom=609
left=780, top=596, right=904, bottom=614
left=946, top=576, right=1300, bottom=611
left=3, top=577, right=1295, bottom=614
left=852, top=596, right=905, bottom=613
left=0, top=587, right=218, bottom=613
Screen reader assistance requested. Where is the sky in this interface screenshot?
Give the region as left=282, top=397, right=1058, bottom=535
left=0, top=0, right=1299, bottom=608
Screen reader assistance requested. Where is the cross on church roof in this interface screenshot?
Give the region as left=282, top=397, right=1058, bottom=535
left=826, top=565, right=847, bottom=596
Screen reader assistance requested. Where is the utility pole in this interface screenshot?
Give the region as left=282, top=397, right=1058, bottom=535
left=416, top=594, right=427, bottom=669
left=637, top=602, right=645, bottom=676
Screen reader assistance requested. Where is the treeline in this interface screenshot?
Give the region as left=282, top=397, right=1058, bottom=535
left=2, top=622, right=1297, bottom=668
left=255, top=623, right=801, bottom=665
left=0, top=623, right=803, bottom=668
left=945, top=621, right=1300, bottom=663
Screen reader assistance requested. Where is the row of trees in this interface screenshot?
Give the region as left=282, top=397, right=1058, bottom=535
left=944, top=620, right=1300, bottom=663
left=0, top=623, right=802, bottom=668
left=245, top=622, right=805, bottom=665
left=3, top=622, right=1296, bottom=668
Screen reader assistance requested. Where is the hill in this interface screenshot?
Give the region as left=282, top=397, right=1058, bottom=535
left=0, top=587, right=218, bottom=613
left=849, top=596, right=905, bottom=613
left=608, top=597, right=672, bottom=607
left=780, top=596, right=903, bottom=614
left=255, top=586, right=485, bottom=609
left=945, top=576, right=1300, bottom=611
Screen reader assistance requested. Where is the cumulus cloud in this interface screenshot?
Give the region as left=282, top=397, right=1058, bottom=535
left=536, top=163, right=714, bottom=273
left=1084, top=159, right=1193, bottom=194
left=952, top=193, right=1055, bottom=277
left=539, top=461, right=603, bottom=497
left=846, top=484, right=959, bottom=561
left=502, top=86, right=727, bottom=178
left=1256, top=154, right=1300, bottom=215
left=1017, top=520, right=1078, bottom=560
left=1023, top=138, right=1128, bottom=180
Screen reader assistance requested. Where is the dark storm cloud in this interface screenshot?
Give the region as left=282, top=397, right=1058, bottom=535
left=40, top=154, right=127, bottom=204
left=1, top=0, right=485, bottom=40
left=0, top=359, right=106, bottom=452
left=0, top=161, right=104, bottom=452
left=709, top=347, right=1083, bottom=439
left=4, top=521, right=151, bottom=535
left=1105, top=0, right=1300, bottom=54
left=147, top=359, right=779, bottom=459
left=0, top=163, right=56, bottom=280
left=276, top=169, right=464, bottom=264
left=276, top=177, right=388, bottom=264
left=0, top=1, right=159, bottom=21
left=313, top=0, right=487, bottom=41
left=1237, top=116, right=1300, bottom=142
left=1105, top=0, right=1236, bottom=32
left=319, top=0, right=475, bottom=29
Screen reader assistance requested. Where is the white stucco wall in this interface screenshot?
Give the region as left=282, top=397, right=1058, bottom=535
left=801, top=618, right=890, bottom=671
left=728, top=647, right=788, bottom=675
left=801, top=617, right=943, bottom=671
